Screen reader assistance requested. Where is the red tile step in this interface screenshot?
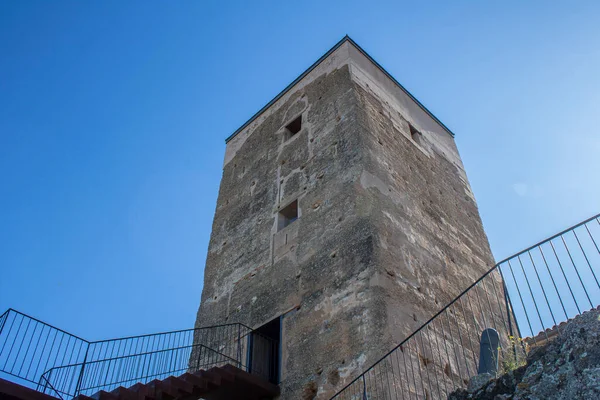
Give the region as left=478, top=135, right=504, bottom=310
left=77, top=365, right=279, bottom=400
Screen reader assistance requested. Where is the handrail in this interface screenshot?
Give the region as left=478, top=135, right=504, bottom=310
left=88, top=321, right=253, bottom=345
left=39, top=343, right=243, bottom=398
left=43, top=343, right=239, bottom=370
left=331, top=212, right=600, bottom=399
left=1, top=308, right=89, bottom=343
left=38, top=330, right=278, bottom=398
left=39, top=374, right=66, bottom=400
left=1, top=307, right=279, bottom=397
left=0, top=309, right=266, bottom=395
left=495, top=213, right=600, bottom=265
left=0, top=309, right=89, bottom=388
left=0, top=307, right=253, bottom=347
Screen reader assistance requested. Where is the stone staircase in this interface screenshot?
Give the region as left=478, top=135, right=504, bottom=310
left=73, top=364, right=279, bottom=400
left=2, top=365, right=279, bottom=400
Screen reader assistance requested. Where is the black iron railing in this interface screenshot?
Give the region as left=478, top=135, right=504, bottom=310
left=39, top=344, right=239, bottom=399
left=37, top=327, right=277, bottom=399
left=0, top=309, right=89, bottom=388
left=331, top=213, right=600, bottom=399
left=0, top=310, right=278, bottom=399
left=85, top=322, right=250, bottom=373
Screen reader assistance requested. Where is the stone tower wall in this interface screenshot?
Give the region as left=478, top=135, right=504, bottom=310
left=194, top=40, right=495, bottom=399
left=351, top=65, right=495, bottom=345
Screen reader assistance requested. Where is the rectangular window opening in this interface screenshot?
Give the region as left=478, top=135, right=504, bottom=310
left=277, top=200, right=298, bottom=231
left=285, top=115, right=302, bottom=139
left=409, top=124, right=421, bottom=144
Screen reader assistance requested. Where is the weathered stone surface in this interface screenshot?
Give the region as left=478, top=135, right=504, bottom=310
left=448, top=307, right=600, bottom=400
left=193, top=39, right=494, bottom=399
left=468, top=373, right=494, bottom=393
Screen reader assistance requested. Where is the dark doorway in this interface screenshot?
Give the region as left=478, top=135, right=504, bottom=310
left=248, top=317, right=281, bottom=384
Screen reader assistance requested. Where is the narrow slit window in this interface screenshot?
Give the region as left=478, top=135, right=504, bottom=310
left=285, top=115, right=302, bottom=139
left=278, top=200, right=298, bottom=231
left=409, top=124, right=421, bottom=144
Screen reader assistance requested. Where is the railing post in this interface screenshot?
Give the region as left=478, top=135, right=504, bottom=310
left=362, top=374, right=367, bottom=400
left=499, top=267, right=522, bottom=363
left=0, top=309, right=9, bottom=336
left=40, top=371, right=66, bottom=400
left=236, top=324, right=241, bottom=369
left=0, top=310, right=9, bottom=356
left=45, top=370, right=52, bottom=394
left=36, top=373, right=45, bottom=392
left=196, top=344, right=202, bottom=371
left=74, top=343, right=90, bottom=396
left=246, top=332, right=253, bottom=374
left=498, top=268, right=514, bottom=339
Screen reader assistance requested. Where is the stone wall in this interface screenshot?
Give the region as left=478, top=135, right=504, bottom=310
left=195, top=63, right=380, bottom=399
left=193, top=39, right=495, bottom=399
left=351, top=62, right=495, bottom=347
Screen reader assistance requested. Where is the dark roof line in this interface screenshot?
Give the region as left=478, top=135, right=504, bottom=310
left=225, top=35, right=455, bottom=143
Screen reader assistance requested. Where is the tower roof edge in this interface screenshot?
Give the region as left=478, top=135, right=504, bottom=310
left=225, top=36, right=455, bottom=144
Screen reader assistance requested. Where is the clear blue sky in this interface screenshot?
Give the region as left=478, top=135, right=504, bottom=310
left=1, top=1, right=599, bottom=340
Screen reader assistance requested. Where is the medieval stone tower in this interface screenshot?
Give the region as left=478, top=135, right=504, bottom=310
left=194, top=37, right=495, bottom=399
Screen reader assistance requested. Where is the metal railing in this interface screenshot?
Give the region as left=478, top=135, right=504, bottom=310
left=331, top=213, right=600, bottom=399
left=0, top=310, right=279, bottom=399
left=39, top=344, right=238, bottom=398
left=38, top=327, right=277, bottom=399
left=0, top=309, right=89, bottom=388
left=4, top=212, right=598, bottom=400
left=85, top=322, right=250, bottom=373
